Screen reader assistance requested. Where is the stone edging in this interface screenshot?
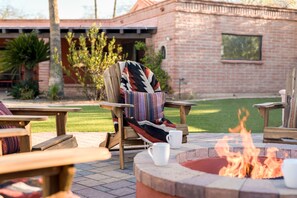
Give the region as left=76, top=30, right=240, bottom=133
left=134, top=142, right=297, bottom=198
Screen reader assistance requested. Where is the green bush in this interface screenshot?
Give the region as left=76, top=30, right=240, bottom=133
left=9, top=80, right=39, bottom=100
left=0, top=31, right=49, bottom=81
left=48, top=84, right=60, bottom=100
left=65, top=25, right=123, bottom=100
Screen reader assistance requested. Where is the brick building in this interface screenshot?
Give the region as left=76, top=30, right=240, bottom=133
left=0, top=0, right=297, bottom=99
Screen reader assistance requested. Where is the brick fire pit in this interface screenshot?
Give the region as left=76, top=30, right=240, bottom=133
left=134, top=133, right=297, bottom=198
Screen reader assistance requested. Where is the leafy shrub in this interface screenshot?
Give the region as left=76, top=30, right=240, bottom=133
left=9, top=80, right=39, bottom=100
left=0, top=31, right=49, bottom=81
left=48, top=84, right=60, bottom=100
left=65, top=25, right=123, bottom=100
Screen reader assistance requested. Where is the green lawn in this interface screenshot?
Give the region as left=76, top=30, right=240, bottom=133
left=31, top=98, right=282, bottom=133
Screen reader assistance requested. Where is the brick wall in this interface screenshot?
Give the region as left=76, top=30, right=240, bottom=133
left=113, top=0, right=297, bottom=99
left=173, top=1, right=297, bottom=98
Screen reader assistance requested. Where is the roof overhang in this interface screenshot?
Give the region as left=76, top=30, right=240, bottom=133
left=0, top=26, right=157, bottom=39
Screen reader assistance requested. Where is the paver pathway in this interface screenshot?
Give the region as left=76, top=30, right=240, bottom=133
left=33, top=132, right=138, bottom=198
left=32, top=132, right=264, bottom=198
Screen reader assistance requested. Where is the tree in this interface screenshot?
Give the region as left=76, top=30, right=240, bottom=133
left=0, top=32, right=49, bottom=80
left=83, top=0, right=136, bottom=19
left=65, top=25, right=123, bottom=100
left=116, top=0, right=135, bottom=16
left=82, top=5, right=94, bottom=19
left=0, top=5, right=46, bottom=19
left=48, top=0, right=64, bottom=98
left=113, top=0, right=117, bottom=18
left=0, top=5, right=27, bottom=19
left=94, top=0, right=98, bottom=19
left=0, top=32, right=49, bottom=99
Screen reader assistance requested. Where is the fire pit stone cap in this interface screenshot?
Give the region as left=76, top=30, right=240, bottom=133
left=134, top=141, right=297, bottom=197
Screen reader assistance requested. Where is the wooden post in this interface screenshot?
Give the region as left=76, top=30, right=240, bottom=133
left=56, top=112, right=67, bottom=136
left=114, top=108, right=125, bottom=169
left=42, top=165, right=75, bottom=197
left=19, top=122, right=32, bottom=152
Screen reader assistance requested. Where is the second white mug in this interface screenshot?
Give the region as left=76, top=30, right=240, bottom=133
left=282, top=158, right=297, bottom=188
left=166, top=130, right=182, bottom=149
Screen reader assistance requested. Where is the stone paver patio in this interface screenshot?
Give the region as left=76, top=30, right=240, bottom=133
left=32, top=132, right=266, bottom=198
left=1, top=94, right=272, bottom=197
left=33, top=132, right=137, bottom=198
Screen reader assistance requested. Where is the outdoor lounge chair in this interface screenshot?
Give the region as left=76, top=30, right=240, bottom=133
left=0, top=127, right=111, bottom=197
left=254, top=67, right=297, bottom=144
left=0, top=101, right=80, bottom=153
left=99, top=61, right=194, bottom=169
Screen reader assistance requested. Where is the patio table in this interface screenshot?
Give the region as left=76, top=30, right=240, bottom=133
left=8, top=107, right=81, bottom=136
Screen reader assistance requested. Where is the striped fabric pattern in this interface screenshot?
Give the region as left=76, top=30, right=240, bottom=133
left=120, top=61, right=161, bottom=98
left=0, top=179, right=42, bottom=198
left=0, top=101, right=20, bottom=155
left=115, top=61, right=176, bottom=143
left=124, top=91, right=165, bottom=122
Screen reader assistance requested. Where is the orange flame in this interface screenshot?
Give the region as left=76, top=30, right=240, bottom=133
left=215, top=108, right=283, bottom=179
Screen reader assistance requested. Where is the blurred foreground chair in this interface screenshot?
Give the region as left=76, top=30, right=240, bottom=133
left=99, top=61, right=194, bottom=169
left=254, top=67, right=297, bottom=144
left=0, top=101, right=81, bottom=153
left=0, top=128, right=111, bottom=197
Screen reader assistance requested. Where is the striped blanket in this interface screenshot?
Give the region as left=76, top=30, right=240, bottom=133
left=115, top=61, right=175, bottom=143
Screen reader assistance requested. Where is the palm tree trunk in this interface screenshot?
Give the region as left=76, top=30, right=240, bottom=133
left=94, top=0, right=98, bottom=19
left=24, top=67, right=33, bottom=81
left=113, top=0, right=117, bottom=18
left=48, top=0, right=64, bottom=97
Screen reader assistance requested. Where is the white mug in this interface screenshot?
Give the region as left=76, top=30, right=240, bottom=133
left=148, top=142, right=170, bottom=166
left=282, top=158, right=297, bottom=188
left=166, top=130, right=182, bottom=149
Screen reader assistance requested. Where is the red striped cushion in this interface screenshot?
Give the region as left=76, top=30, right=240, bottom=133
left=124, top=91, right=165, bottom=122
left=0, top=102, right=20, bottom=155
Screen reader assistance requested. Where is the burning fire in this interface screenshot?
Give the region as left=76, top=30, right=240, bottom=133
left=215, top=108, right=284, bottom=179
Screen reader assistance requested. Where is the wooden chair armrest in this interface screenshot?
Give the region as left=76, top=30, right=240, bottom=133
left=99, top=101, right=133, bottom=110
left=8, top=107, right=81, bottom=115
left=253, top=102, right=285, bottom=110
left=253, top=102, right=285, bottom=128
left=164, top=100, right=195, bottom=108
left=99, top=101, right=132, bottom=120
left=0, top=147, right=111, bottom=175
left=0, top=115, right=48, bottom=122
left=9, top=107, right=80, bottom=136
left=0, top=128, right=28, bottom=138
